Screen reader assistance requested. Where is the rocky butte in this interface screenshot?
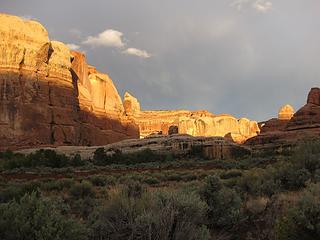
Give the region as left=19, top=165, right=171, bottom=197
left=246, top=88, right=320, bottom=150
left=123, top=92, right=260, bottom=143
left=0, top=14, right=139, bottom=150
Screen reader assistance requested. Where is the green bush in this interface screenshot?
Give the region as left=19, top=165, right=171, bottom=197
left=88, top=188, right=210, bottom=240
left=237, top=167, right=282, bottom=196
left=92, top=148, right=169, bottom=166
left=143, top=177, right=160, bottom=185
left=275, top=184, right=320, bottom=240
left=292, top=140, right=320, bottom=174
left=88, top=175, right=106, bottom=187
left=0, top=192, right=87, bottom=240
left=0, top=182, right=41, bottom=203
left=69, top=181, right=95, bottom=199
left=1, top=149, right=86, bottom=170
left=220, top=170, right=243, bottom=179
left=276, top=165, right=311, bottom=190
left=201, top=175, right=243, bottom=229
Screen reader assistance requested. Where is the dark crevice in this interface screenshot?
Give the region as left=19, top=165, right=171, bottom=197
left=46, top=43, right=54, bottom=64
left=48, top=81, right=55, bottom=144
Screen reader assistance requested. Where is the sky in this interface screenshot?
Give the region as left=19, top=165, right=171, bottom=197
left=1, top=0, right=320, bottom=121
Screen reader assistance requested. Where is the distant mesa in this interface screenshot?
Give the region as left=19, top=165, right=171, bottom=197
left=123, top=92, right=260, bottom=143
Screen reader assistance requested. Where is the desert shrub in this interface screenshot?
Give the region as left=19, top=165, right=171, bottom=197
left=0, top=192, right=87, bottom=240
left=123, top=180, right=146, bottom=198
left=92, top=148, right=169, bottom=166
left=92, top=148, right=108, bottom=165
left=201, top=175, right=243, bottom=229
left=220, top=170, right=243, bottom=179
left=275, top=184, right=320, bottom=240
left=276, top=164, right=311, bottom=190
left=143, top=177, right=160, bottom=185
left=0, top=181, right=41, bottom=203
left=237, top=168, right=280, bottom=197
left=88, top=175, right=106, bottom=187
left=41, top=179, right=65, bottom=191
left=69, top=154, right=87, bottom=166
left=69, top=181, right=95, bottom=199
left=166, top=172, right=183, bottom=182
left=181, top=173, right=198, bottom=181
left=1, top=149, right=85, bottom=169
left=292, top=140, right=320, bottom=174
left=71, top=197, right=97, bottom=220
left=88, top=188, right=210, bottom=240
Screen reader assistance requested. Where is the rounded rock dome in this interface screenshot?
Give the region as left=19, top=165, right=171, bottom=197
left=278, top=104, right=294, bottom=120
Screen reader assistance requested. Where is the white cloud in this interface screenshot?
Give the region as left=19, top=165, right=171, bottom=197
left=252, top=0, right=272, bottom=12
left=66, top=43, right=81, bottom=51
left=123, top=48, right=151, bottom=58
left=82, top=29, right=125, bottom=48
left=231, top=0, right=272, bottom=12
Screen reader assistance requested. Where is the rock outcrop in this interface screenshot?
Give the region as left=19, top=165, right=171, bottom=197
left=278, top=104, right=294, bottom=120
left=0, top=14, right=139, bottom=150
left=18, top=134, right=252, bottom=160
left=123, top=92, right=260, bottom=143
left=246, top=88, right=320, bottom=150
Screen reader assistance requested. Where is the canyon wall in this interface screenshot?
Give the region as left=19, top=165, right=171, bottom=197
left=124, top=92, right=260, bottom=143
left=246, top=88, right=320, bottom=149
left=0, top=14, right=139, bottom=150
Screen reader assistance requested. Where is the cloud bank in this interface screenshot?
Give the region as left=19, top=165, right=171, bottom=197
left=231, top=0, right=272, bottom=12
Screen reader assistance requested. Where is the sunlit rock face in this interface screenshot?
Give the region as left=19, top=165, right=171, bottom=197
left=123, top=93, right=259, bottom=143
left=246, top=88, right=320, bottom=149
left=0, top=14, right=138, bottom=150
left=278, top=104, right=294, bottom=120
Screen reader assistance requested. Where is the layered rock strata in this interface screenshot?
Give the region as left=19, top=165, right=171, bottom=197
left=123, top=92, right=260, bottom=143
left=0, top=14, right=138, bottom=150
left=18, top=134, right=252, bottom=160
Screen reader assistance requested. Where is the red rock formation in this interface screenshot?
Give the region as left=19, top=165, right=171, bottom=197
left=246, top=89, right=320, bottom=149
left=0, top=14, right=138, bottom=150
left=123, top=92, right=260, bottom=143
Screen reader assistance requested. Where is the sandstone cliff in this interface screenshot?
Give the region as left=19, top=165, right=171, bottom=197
left=246, top=88, right=320, bottom=149
left=0, top=14, right=138, bottom=150
left=123, top=92, right=260, bottom=143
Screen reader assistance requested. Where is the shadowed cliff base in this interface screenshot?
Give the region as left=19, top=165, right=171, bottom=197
left=0, top=70, right=138, bottom=151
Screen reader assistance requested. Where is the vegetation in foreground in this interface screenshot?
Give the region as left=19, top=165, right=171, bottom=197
left=0, top=140, right=320, bottom=239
